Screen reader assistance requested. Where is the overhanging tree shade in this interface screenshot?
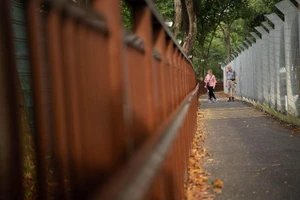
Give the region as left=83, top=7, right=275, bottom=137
left=141, top=0, right=291, bottom=80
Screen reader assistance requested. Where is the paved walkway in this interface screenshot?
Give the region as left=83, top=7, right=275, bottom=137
left=199, top=93, right=300, bottom=200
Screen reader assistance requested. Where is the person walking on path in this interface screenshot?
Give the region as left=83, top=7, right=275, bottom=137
left=204, top=69, right=217, bottom=103
left=226, top=65, right=237, bottom=102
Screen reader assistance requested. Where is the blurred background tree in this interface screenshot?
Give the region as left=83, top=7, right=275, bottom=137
left=121, top=0, right=296, bottom=80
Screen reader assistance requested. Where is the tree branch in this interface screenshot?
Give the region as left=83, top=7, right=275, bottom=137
left=182, top=0, right=196, bottom=55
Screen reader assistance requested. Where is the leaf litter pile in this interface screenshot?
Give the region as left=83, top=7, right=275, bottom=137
left=184, top=108, right=223, bottom=200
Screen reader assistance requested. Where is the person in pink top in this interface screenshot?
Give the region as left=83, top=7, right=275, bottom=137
left=204, top=69, right=217, bottom=103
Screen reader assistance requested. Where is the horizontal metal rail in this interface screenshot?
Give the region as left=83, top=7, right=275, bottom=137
left=92, top=84, right=199, bottom=200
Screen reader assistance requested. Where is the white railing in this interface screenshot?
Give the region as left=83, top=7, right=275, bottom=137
left=224, top=0, right=300, bottom=119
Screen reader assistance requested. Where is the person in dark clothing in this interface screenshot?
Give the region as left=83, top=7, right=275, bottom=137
left=204, top=69, right=217, bottom=103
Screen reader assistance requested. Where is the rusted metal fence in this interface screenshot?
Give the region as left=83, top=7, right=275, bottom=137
left=0, top=0, right=198, bottom=199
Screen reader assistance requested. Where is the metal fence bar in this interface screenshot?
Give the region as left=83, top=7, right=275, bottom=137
left=47, top=9, right=70, bottom=198
left=27, top=1, right=53, bottom=199
left=61, top=17, right=84, bottom=197
left=93, top=0, right=127, bottom=173
left=0, top=0, right=23, bottom=199
left=263, top=20, right=276, bottom=108
left=132, top=2, right=156, bottom=134
left=266, top=13, right=285, bottom=111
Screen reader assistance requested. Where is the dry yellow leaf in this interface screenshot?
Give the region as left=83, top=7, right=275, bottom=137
left=189, top=158, right=196, bottom=165
left=213, top=179, right=224, bottom=188
left=191, top=149, right=197, bottom=154
left=186, top=189, right=195, bottom=200
left=199, top=184, right=211, bottom=191
left=189, top=169, right=199, bottom=175
left=194, top=152, right=202, bottom=159
left=202, top=177, right=208, bottom=182
left=185, top=108, right=216, bottom=199
left=214, top=188, right=223, bottom=194
left=192, top=168, right=205, bottom=175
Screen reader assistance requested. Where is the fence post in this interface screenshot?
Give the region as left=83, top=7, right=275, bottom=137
left=263, top=21, right=275, bottom=107
left=265, top=13, right=285, bottom=111
left=166, top=40, right=174, bottom=116
left=93, top=0, right=126, bottom=169
left=131, top=3, right=155, bottom=133
left=276, top=0, right=300, bottom=117
left=154, top=27, right=167, bottom=120
left=255, top=26, right=270, bottom=104
left=27, top=1, right=52, bottom=198
left=0, top=0, right=22, bottom=199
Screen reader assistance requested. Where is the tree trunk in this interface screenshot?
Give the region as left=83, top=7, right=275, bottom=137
left=182, top=0, right=196, bottom=55
left=182, top=1, right=189, bottom=38
left=226, top=22, right=231, bottom=63
left=219, top=20, right=231, bottom=64
left=174, top=0, right=182, bottom=39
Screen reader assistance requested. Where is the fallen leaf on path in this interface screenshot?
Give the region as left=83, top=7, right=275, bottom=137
left=191, top=148, right=197, bottom=154
left=213, top=179, right=224, bottom=188
left=292, top=129, right=298, bottom=133
left=205, top=152, right=211, bottom=157
left=189, top=158, right=196, bottom=165
left=185, top=108, right=219, bottom=200
left=213, top=188, right=222, bottom=194
left=189, top=169, right=204, bottom=176
left=202, top=177, right=208, bottom=182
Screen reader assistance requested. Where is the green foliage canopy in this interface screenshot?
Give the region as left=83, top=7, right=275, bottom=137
left=120, top=0, right=287, bottom=80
